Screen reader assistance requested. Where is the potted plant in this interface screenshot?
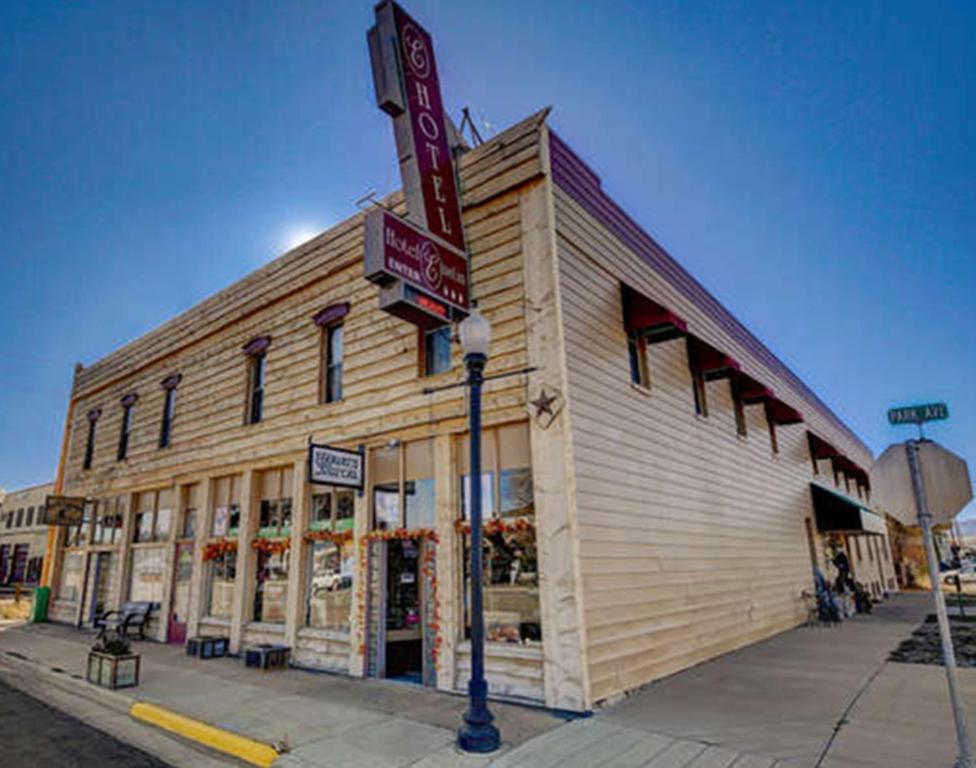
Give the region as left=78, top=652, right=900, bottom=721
left=86, top=627, right=141, bottom=689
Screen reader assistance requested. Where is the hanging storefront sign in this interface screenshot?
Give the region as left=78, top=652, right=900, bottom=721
left=308, top=443, right=365, bottom=489
left=42, top=495, right=87, bottom=526
left=367, top=1, right=465, bottom=251
left=378, top=280, right=453, bottom=328
left=364, top=208, right=468, bottom=311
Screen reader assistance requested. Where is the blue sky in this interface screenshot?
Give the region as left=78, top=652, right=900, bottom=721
left=1, top=2, right=973, bottom=514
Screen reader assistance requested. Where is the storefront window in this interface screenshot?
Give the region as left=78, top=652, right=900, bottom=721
left=58, top=551, right=84, bottom=603
left=372, top=445, right=400, bottom=529
left=310, top=489, right=355, bottom=532
left=459, top=423, right=541, bottom=645
left=67, top=503, right=94, bottom=548
left=305, top=486, right=356, bottom=631
left=371, top=439, right=435, bottom=530
left=405, top=439, right=435, bottom=529
left=129, top=547, right=166, bottom=603
left=253, top=548, right=289, bottom=623
left=305, top=539, right=354, bottom=631
left=133, top=489, right=174, bottom=543
left=257, top=466, right=293, bottom=538
left=92, top=497, right=125, bottom=545
left=206, top=550, right=237, bottom=619
left=211, top=474, right=242, bottom=537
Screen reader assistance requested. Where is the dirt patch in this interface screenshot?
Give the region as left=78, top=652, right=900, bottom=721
left=889, top=615, right=976, bottom=666
left=0, top=600, right=31, bottom=621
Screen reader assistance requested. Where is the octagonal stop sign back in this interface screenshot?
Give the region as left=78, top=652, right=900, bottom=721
left=872, top=441, right=973, bottom=527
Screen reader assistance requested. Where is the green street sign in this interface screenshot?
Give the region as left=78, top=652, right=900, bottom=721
left=888, top=402, right=949, bottom=426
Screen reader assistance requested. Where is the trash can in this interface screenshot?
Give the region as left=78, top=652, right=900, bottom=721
left=30, top=586, right=50, bottom=623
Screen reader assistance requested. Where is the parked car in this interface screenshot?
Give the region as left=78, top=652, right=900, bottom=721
left=942, top=563, right=976, bottom=587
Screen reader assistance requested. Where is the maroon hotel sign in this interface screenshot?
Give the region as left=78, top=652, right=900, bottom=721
left=368, top=1, right=465, bottom=252
left=364, top=208, right=468, bottom=311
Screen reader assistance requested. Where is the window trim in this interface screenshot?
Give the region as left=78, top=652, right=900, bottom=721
left=117, top=394, right=138, bottom=461
left=627, top=330, right=650, bottom=389
left=83, top=409, right=101, bottom=470
left=321, top=323, right=344, bottom=404
left=159, top=374, right=181, bottom=449
left=243, top=337, right=271, bottom=425
left=733, top=394, right=748, bottom=438
left=247, top=352, right=266, bottom=425
left=420, top=325, right=452, bottom=378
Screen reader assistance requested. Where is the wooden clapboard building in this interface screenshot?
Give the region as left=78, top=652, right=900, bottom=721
left=47, top=111, right=895, bottom=712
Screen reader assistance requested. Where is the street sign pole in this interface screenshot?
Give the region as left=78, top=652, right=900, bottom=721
left=906, top=439, right=975, bottom=768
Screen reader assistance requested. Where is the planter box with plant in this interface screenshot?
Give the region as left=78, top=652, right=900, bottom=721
left=87, top=627, right=140, bottom=690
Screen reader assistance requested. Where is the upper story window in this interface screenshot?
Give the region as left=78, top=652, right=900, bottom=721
left=159, top=374, right=181, bottom=449
left=621, top=284, right=685, bottom=391
left=83, top=408, right=101, bottom=470
left=421, top=325, right=452, bottom=377
left=4, top=511, right=12, bottom=529
left=117, top=394, right=138, bottom=461
left=687, top=336, right=740, bottom=420
left=15, top=508, right=24, bottom=527
left=243, top=336, right=271, bottom=425
left=628, top=331, right=650, bottom=388
left=314, top=303, right=349, bottom=404
left=25, top=507, right=34, bottom=527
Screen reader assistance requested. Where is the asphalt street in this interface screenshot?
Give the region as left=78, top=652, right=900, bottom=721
left=0, top=677, right=173, bottom=767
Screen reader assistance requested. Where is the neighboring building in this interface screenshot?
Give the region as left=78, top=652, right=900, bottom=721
left=1, top=482, right=54, bottom=586
left=46, top=113, right=895, bottom=712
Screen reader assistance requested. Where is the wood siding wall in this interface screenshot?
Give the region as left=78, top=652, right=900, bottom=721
left=549, top=130, right=884, bottom=705
left=62, top=112, right=549, bottom=492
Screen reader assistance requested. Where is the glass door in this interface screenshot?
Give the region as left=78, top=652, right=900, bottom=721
left=384, top=538, right=423, bottom=683
left=168, top=541, right=193, bottom=644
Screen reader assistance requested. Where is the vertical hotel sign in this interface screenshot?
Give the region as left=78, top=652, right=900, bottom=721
left=366, top=1, right=468, bottom=324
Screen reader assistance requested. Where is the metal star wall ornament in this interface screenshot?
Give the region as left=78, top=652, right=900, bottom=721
left=529, top=386, right=563, bottom=429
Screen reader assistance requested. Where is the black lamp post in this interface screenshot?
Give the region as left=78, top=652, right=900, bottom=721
left=457, top=305, right=501, bottom=753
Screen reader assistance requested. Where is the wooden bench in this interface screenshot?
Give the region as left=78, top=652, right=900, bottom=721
left=94, top=601, right=156, bottom=640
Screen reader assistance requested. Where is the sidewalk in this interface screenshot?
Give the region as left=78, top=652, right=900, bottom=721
left=0, top=621, right=563, bottom=767
left=0, top=594, right=972, bottom=767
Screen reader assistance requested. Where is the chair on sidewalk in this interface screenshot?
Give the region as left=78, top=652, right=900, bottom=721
left=94, top=601, right=156, bottom=640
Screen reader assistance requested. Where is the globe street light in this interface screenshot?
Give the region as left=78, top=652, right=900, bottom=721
left=457, top=305, right=500, bottom=753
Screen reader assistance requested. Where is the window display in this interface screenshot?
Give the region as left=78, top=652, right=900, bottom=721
left=211, top=475, right=241, bottom=537
left=253, top=546, right=289, bottom=623
left=459, top=422, right=541, bottom=645
left=258, top=467, right=293, bottom=538
left=305, top=538, right=354, bottom=630
left=207, top=549, right=236, bottom=619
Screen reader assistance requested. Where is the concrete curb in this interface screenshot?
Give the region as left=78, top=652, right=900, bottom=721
left=131, top=701, right=279, bottom=767
left=0, top=646, right=280, bottom=766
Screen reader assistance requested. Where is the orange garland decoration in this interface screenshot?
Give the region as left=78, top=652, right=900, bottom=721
left=202, top=539, right=238, bottom=562
left=250, top=537, right=291, bottom=556
left=355, top=528, right=441, bottom=662
left=454, top=517, right=535, bottom=536
left=302, top=529, right=354, bottom=545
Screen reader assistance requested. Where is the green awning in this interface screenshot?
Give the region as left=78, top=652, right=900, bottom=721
left=810, top=483, right=886, bottom=535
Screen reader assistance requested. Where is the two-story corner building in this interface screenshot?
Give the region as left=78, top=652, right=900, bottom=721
left=1, top=481, right=54, bottom=585
left=46, top=111, right=894, bottom=712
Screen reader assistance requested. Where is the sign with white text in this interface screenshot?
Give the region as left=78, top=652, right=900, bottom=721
left=888, top=402, right=949, bottom=426
left=308, top=444, right=364, bottom=489
left=364, top=208, right=468, bottom=311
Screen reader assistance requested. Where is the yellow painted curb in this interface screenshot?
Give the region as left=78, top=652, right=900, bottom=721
left=130, top=701, right=279, bottom=767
